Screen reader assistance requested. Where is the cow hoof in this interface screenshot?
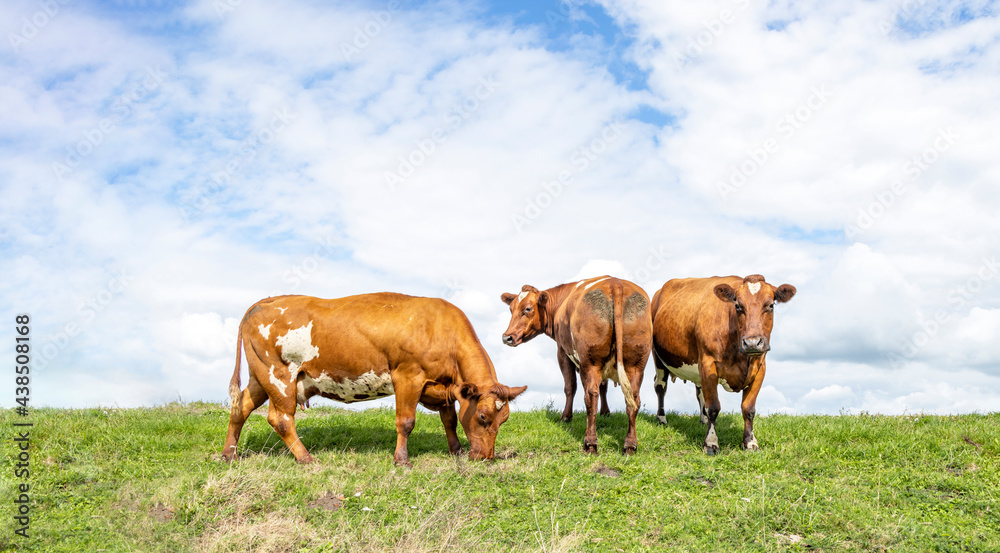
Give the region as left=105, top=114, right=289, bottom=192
left=744, top=443, right=760, bottom=452
left=560, top=415, right=573, bottom=423
left=703, top=445, right=719, bottom=456
left=600, top=410, right=611, bottom=417
left=394, top=459, right=413, bottom=469
left=583, top=443, right=598, bottom=455
left=657, top=415, right=667, bottom=425
left=623, top=446, right=636, bottom=456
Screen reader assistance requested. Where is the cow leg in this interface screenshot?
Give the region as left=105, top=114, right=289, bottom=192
left=652, top=353, right=669, bottom=425
left=622, top=366, right=643, bottom=455
left=741, top=359, right=767, bottom=451
left=440, top=403, right=463, bottom=456
left=580, top=365, right=602, bottom=454
left=222, top=373, right=268, bottom=461
left=266, top=396, right=314, bottom=463
left=391, top=363, right=423, bottom=468
left=696, top=386, right=708, bottom=425
left=557, top=352, right=577, bottom=422
left=699, top=358, right=722, bottom=456
left=599, top=380, right=611, bottom=417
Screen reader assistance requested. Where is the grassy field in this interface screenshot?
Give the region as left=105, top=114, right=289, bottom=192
left=1, top=403, right=998, bottom=552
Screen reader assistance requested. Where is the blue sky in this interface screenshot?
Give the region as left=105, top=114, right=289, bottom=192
left=2, top=0, right=999, bottom=415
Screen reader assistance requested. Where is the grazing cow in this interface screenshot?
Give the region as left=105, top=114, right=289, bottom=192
left=650, top=275, right=796, bottom=455
left=501, top=276, right=652, bottom=454
left=222, top=293, right=527, bottom=467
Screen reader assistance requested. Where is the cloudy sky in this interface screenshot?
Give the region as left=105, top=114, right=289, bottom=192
left=2, top=0, right=998, bottom=416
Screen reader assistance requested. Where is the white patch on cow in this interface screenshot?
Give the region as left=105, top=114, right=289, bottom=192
left=282, top=414, right=291, bottom=421
left=654, top=367, right=668, bottom=389
left=705, top=423, right=719, bottom=450
left=568, top=327, right=579, bottom=366
left=669, top=363, right=701, bottom=384
left=574, top=280, right=584, bottom=289
left=287, top=362, right=300, bottom=383
left=495, top=399, right=505, bottom=410
left=719, top=378, right=734, bottom=393
left=697, top=388, right=708, bottom=424
left=276, top=321, right=320, bottom=366
left=747, top=282, right=761, bottom=295
left=745, top=434, right=758, bottom=450
left=298, top=370, right=395, bottom=404
left=268, top=365, right=287, bottom=396
left=258, top=323, right=272, bottom=339
left=601, top=357, right=618, bottom=383
left=583, top=277, right=609, bottom=291
left=276, top=307, right=287, bottom=314
left=517, top=290, right=529, bottom=302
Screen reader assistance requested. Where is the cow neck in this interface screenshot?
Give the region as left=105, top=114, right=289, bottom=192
left=540, top=283, right=575, bottom=338
left=456, top=345, right=500, bottom=388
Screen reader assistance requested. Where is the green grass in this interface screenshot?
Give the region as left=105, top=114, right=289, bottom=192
left=1, top=404, right=998, bottom=552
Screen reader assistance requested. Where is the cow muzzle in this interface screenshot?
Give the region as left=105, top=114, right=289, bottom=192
left=468, top=448, right=494, bottom=461
left=740, top=336, right=770, bottom=356
left=502, top=334, right=517, bottom=347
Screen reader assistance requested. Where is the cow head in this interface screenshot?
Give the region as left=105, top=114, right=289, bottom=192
left=713, top=274, right=796, bottom=356
left=457, top=382, right=528, bottom=460
left=500, top=285, right=548, bottom=347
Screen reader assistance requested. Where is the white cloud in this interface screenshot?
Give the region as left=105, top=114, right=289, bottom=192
left=2, top=0, right=998, bottom=416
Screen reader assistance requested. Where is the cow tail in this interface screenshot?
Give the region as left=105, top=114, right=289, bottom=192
left=612, top=280, right=638, bottom=411
left=229, top=311, right=248, bottom=418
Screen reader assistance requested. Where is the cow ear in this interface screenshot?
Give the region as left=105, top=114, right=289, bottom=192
left=501, top=293, right=517, bottom=305
left=537, top=291, right=549, bottom=307
left=774, top=284, right=797, bottom=303
left=714, top=284, right=737, bottom=303
left=459, top=383, right=481, bottom=401
left=493, top=384, right=528, bottom=401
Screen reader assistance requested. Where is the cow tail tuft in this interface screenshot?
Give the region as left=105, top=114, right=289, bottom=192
left=229, top=310, right=249, bottom=418
left=613, top=280, right=638, bottom=411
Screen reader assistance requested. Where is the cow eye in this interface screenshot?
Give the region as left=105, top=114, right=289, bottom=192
left=478, top=413, right=488, bottom=424
left=734, top=303, right=745, bottom=314
left=524, top=306, right=533, bottom=314
left=765, top=303, right=775, bottom=312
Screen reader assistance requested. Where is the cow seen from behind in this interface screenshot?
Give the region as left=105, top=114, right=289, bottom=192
left=501, top=276, right=652, bottom=455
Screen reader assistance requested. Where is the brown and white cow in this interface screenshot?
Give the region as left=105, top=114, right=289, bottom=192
left=650, top=275, right=795, bottom=455
left=222, top=293, right=527, bottom=467
left=501, top=276, right=652, bottom=454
